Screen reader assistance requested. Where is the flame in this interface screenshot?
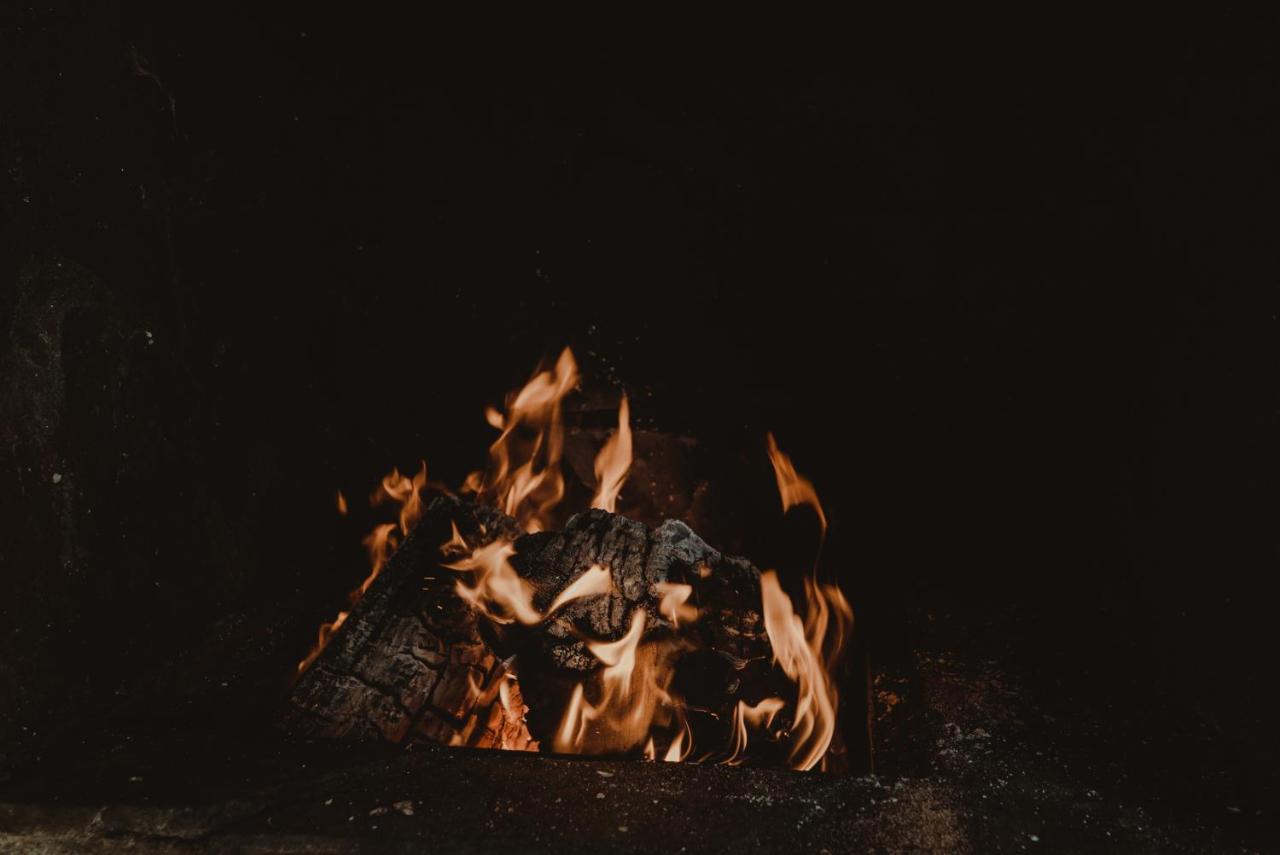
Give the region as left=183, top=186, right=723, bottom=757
left=807, top=578, right=854, bottom=677
left=359, top=522, right=398, bottom=596
left=441, top=521, right=468, bottom=556
left=554, top=682, right=589, bottom=752
left=391, top=461, right=429, bottom=535
left=766, top=432, right=827, bottom=537
left=546, top=563, right=614, bottom=615
left=654, top=582, right=697, bottom=627
left=664, top=720, right=692, bottom=762
left=480, top=348, right=578, bottom=532
left=296, top=610, right=348, bottom=674
left=762, top=433, right=854, bottom=769
left=552, top=609, right=686, bottom=756
left=444, top=549, right=613, bottom=635
left=725, top=697, right=786, bottom=765
left=760, top=570, right=839, bottom=771
left=298, top=461, right=432, bottom=673
left=446, top=539, right=541, bottom=626
left=461, top=470, right=484, bottom=494
left=591, top=394, right=632, bottom=513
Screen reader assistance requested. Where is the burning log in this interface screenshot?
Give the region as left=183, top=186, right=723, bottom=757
left=282, top=495, right=784, bottom=758
left=283, top=347, right=853, bottom=769
left=283, top=497, right=529, bottom=749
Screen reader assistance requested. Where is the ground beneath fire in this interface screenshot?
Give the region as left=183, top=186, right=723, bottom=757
left=1, top=607, right=1269, bottom=853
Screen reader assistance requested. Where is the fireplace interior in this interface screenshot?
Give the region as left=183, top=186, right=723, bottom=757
left=1, top=11, right=1276, bottom=852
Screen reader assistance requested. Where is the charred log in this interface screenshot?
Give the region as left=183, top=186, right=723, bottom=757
left=504, top=509, right=781, bottom=748
left=282, top=497, right=527, bottom=749
left=282, top=497, right=787, bottom=757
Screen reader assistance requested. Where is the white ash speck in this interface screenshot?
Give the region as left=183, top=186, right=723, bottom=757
left=51, top=473, right=62, bottom=484
left=596, top=791, right=605, bottom=799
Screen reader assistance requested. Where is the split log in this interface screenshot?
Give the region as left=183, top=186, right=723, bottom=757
left=282, top=496, right=782, bottom=753
left=282, top=497, right=528, bottom=748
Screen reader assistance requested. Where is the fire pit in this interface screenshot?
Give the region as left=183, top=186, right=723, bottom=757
left=284, top=349, right=861, bottom=773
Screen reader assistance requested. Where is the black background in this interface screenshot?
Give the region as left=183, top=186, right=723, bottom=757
left=1, top=7, right=1276, bottom=799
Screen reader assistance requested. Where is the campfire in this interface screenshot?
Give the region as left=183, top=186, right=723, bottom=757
left=285, top=348, right=853, bottom=771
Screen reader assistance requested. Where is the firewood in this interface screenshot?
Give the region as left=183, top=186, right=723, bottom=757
left=282, top=497, right=522, bottom=748
left=282, top=497, right=782, bottom=754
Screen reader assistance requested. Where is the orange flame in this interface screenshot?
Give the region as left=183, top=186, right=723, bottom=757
left=446, top=539, right=541, bottom=626
left=664, top=720, right=692, bottom=762
left=591, top=394, right=632, bottom=513
left=441, top=521, right=468, bottom=556
left=296, top=610, right=348, bottom=674
left=766, top=432, right=827, bottom=538
left=380, top=461, right=428, bottom=536
left=725, top=696, right=786, bottom=765
left=654, top=581, right=697, bottom=628
left=546, top=563, right=614, bottom=616
left=359, top=523, right=398, bottom=596
left=481, top=348, right=578, bottom=532
left=762, top=433, right=853, bottom=769
left=552, top=609, right=686, bottom=756
left=298, top=461, right=431, bottom=673
left=760, top=570, right=839, bottom=771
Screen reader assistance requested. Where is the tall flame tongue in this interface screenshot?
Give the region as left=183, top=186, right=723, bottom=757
left=766, top=432, right=827, bottom=540
left=552, top=609, right=687, bottom=758
left=477, top=347, right=579, bottom=533
left=297, top=460, right=429, bottom=673
left=445, top=539, right=541, bottom=626
left=591, top=393, right=631, bottom=513
left=761, top=434, right=854, bottom=771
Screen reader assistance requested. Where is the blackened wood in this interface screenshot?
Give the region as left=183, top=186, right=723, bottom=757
left=283, top=500, right=783, bottom=753
left=281, top=496, right=525, bottom=748
left=506, top=510, right=780, bottom=746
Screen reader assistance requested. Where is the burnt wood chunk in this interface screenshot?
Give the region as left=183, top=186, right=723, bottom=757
left=282, top=498, right=777, bottom=751
left=515, top=510, right=766, bottom=668
left=281, top=496, right=522, bottom=747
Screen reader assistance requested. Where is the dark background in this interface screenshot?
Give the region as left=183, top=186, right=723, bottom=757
left=1, top=6, right=1276, bottom=805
